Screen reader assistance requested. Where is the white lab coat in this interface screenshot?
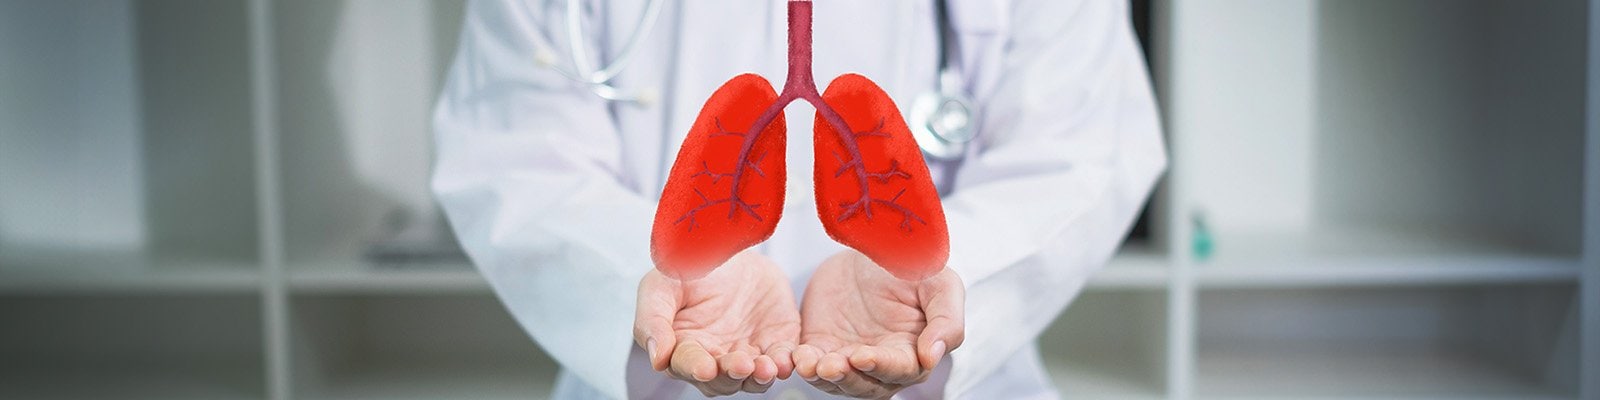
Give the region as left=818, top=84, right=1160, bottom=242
left=431, top=0, right=1166, bottom=398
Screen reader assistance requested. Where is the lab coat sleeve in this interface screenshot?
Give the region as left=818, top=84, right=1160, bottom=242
left=430, top=1, right=649, bottom=399
left=939, top=0, right=1168, bottom=397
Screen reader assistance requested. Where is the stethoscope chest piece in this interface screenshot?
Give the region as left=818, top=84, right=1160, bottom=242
left=909, top=0, right=976, bottom=162
left=910, top=91, right=976, bottom=161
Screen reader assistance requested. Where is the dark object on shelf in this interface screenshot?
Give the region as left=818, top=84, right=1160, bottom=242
left=364, top=210, right=468, bottom=268
left=364, top=239, right=468, bottom=268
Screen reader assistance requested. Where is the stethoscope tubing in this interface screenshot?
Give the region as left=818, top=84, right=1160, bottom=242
left=552, top=0, right=975, bottom=160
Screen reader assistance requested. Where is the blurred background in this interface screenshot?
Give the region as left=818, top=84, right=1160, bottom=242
left=0, top=0, right=1595, bottom=399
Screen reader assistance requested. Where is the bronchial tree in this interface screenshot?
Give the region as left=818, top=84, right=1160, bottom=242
left=651, top=0, right=949, bottom=281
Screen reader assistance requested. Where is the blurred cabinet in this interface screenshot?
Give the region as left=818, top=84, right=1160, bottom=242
left=1, top=0, right=1596, bottom=399
left=0, top=294, right=264, bottom=398
left=289, top=294, right=555, bottom=399
left=1193, top=286, right=1578, bottom=398
left=1041, top=291, right=1169, bottom=399
left=1161, top=0, right=1592, bottom=398
left=0, top=1, right=264, bottom=398
left=0, top=0, right=259, bottom=290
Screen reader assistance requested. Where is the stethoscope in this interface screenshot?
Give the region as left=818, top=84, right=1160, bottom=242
left=535, top=0, right=665, bottom=104
left=906, top=0, right=976, bottom=161
left=542, top=0, right=977, bottom=161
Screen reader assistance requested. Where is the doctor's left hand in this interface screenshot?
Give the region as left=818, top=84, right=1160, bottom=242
left=793, top=250, right=965, bottom=399
left=634, top=250, right=801, bottom=396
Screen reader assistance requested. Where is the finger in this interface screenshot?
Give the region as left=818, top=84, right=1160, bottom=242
left=793, top=344, right=825, bottom=382
left=691, top=359, right=747, bottom=398
left=796, top=365, right=845, bottom=398
left=740, top=356, right=777, bottom=394
left=765, top=343, right=796, bottom=380
left=670, top=340, right=719, bottom=383
left=817, top=352, right=851, bottom=383
left=917, top=273, right=966, bottom=371
left=915, top=324, right=958, bottom=372
left=717, top=350, right=756, bottom=381
left=633, top=272, right=680, bottom=371
left=849, top=344, right=924, bottom=384
left=751, top=354, right=779, bottom=385
left=639, top=329, right=675, bottom=372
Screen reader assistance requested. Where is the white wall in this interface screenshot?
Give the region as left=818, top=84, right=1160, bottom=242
left=276, top=0, right=465, bottom=263
left=1166, top=0, right=1318, bottom=234
left=0, top=1, right=144, bottom=253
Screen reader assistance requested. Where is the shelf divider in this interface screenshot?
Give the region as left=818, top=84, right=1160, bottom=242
left=247, top=0, right=289, bottom=399
left=1581, top=0, right=1600, bottom=396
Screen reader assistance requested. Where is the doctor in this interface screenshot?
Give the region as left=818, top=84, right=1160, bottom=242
left=431, top=0, right=1166, bottom=398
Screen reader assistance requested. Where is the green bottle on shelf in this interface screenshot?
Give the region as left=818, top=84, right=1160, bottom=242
left=1192, top=211, right=1213, bottom=264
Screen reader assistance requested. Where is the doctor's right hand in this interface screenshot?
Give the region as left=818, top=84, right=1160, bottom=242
left=634, top=250, right=801, bottom=396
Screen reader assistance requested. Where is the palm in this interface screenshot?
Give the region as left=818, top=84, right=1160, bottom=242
left=794, top=250, right=964, bottom=399
left=669, top=256, right=799, bottom=363
left=635, top=251, right=799, bottom=395
left=801, top=252, right=925, bottom=357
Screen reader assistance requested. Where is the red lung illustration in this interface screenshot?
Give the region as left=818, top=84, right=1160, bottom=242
left=814, top=74, right=949, bottom=280
left=651, top=1, right=948, bottom=281
left=651, top=74, right=787, bottom=279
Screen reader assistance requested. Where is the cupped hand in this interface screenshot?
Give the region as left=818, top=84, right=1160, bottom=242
left=634, top=250, right=801, bottom=396
left=793, top=250, right=965, bottom=399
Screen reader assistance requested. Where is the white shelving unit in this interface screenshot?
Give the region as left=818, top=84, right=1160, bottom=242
left=1, top=0, right=1594, bottom=399
left=1192, top=286, right=1579, bottom=399
left=0, top=294, right=266, bottom=399
left=1161, top=1, right=1592, bottom=399
left=1041, top=291, right=1170, bottom=399
left=1, top=1, right=265, bottom=398
left=288, top=294, right=558, bottom=400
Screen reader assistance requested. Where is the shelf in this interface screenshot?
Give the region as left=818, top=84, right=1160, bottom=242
left=0, top=248, right=258, bottom=294
left=1195, top=344, right=1568, bottom=399
left=286, top=247, right=1169, bottom=294
left=1091, top=245, right=1171, bottom=289
left=1193, top=228, right=1580, bottom=288
left=1045, top=354, right=1165, bottom=399
left=1194, top=286, right=1580, bottom=398
left=1039, top=291, right=1167, bottom=398
left=0, top=362, right=263, bottom=400
left=288, top=259, right=483, bottom=294
left=298, top=360, right=556, bottom=400
left=0, top=294, right=265, bottom=399
left=291, top=294, right=556, bottom=399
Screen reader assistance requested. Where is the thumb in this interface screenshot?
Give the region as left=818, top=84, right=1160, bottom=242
left=634, top=270, right=680, bottom=371
left=916, top=271, right=965, bottom=370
